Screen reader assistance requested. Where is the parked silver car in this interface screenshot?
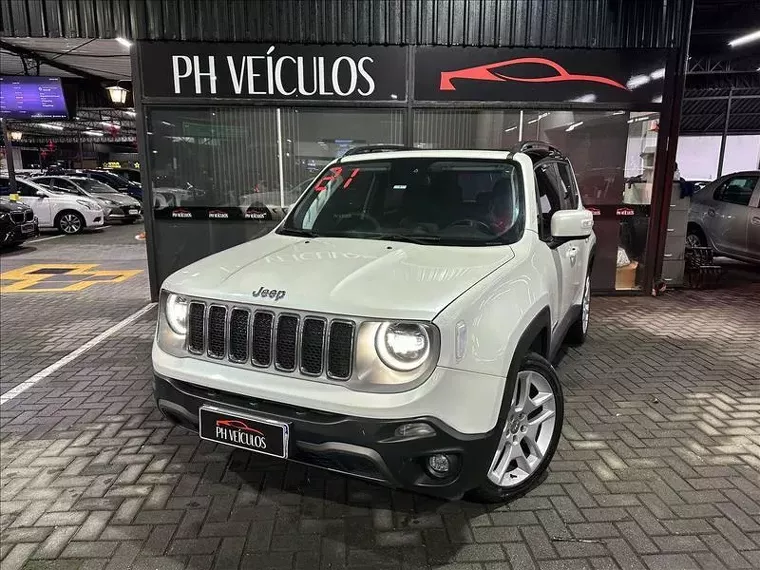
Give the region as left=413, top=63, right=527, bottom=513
left=32, top=175, right=142, bottom=224
left=687, top=171, right=760, bottom=264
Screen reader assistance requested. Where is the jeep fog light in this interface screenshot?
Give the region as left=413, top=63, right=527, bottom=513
left=376, top=322, right=430, bottom=371
left=165, top=293, right=189, bottom=335
left=427, top=454, right=451, bottom=477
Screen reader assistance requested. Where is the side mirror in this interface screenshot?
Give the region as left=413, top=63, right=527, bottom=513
left=36, top=191, right=47, bottom=198
left=551, top=210, right=594, bottom=240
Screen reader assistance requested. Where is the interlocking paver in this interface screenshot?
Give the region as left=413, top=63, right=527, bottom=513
left=1, top=225, right=759, bottom=569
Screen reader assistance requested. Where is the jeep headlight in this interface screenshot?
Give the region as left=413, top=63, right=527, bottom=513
left=353, top=321, right=440, bottom=392
left=376, top=322, right=431, bottom=371
left=156, top=290, right=188, bottom=356
left=165, top=293, right=188, bottom=335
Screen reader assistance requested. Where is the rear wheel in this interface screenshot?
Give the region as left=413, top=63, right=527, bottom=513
left=469, top=353, right=564, bottom=503
left=686, top=228, right=706, bottom=248
left=56, top=211, right=85, bottom=234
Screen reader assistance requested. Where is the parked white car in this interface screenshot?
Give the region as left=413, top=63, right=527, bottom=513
left=32, top=175, right=142, bottom=224
left=687, top=171, right=760, bottom=264
left=0, top=176, right=104, bottom=234
left=152, top=143, right=596, bottom=501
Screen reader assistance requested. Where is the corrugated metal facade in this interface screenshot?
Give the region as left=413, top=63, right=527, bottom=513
left=2, top=0, right=686, bottom=49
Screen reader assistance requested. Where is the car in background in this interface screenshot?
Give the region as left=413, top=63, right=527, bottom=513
left=80, top=170, right=142, bottom=201
left=0, top=197, right=38, bottom=247
left=687, top=171, right=760, bottom=264
left=0, top=176, right=104, bottom=234
left=32, top=175, right=142, bottom=224
left=106, top=167, right=141, bottom=184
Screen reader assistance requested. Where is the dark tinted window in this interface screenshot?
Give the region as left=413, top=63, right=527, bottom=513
left=713, top=175, right=758, bottom=207
left=534, top=162, right=567, bottom=239
left=556, top=161, right=579, bottom=209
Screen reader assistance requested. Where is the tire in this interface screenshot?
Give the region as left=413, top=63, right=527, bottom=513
left=468, top=352, right=564, bottom=503
left=565, top=272, right=591, bottom=345
left=56, top=211, right=85, bottom=235
left=686, top=227, right=707, bottom=248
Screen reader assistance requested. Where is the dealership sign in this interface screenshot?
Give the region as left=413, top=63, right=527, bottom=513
left=414, top=47, right=667, bottom=104
left=140, top=42, right=407, bottom=101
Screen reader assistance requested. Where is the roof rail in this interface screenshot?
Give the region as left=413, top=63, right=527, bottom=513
left=341, top=144, right=410, bottom=157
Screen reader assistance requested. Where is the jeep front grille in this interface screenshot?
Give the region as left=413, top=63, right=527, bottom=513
left=187, top=302, right=355, bottom=381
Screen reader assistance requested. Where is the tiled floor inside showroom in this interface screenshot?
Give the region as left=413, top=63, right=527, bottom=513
left=1, top=224, right=759, bottom=570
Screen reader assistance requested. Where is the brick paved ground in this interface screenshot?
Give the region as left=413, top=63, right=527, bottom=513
left=1, top=228, right=759, bottom=570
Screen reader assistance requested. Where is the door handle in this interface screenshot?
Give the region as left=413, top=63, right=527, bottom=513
left=708, top=208, right=716, bottom=217
left=752, top=216, right=760, bottom=225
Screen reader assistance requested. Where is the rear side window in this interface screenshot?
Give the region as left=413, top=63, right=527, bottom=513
left=556, top=161, right=580, bottom=209
left=713, top=175, right=758, bottom=207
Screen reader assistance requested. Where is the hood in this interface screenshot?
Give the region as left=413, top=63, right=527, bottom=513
left=0, top=199, right=32, bottom=213
left=91, top=193, right=138, bottom=206
left=164, top=233, right=515, bottom=321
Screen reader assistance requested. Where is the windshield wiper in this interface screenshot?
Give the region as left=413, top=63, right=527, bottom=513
left=370, top=233, right=441, bottom=245
left=278, top=228, right=320, bottom=238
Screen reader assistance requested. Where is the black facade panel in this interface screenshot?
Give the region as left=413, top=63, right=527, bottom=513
left=2, top=0, right=687, bottom=49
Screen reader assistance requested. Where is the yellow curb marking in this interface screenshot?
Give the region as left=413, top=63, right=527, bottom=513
left=0, top=264, right=142, bottom=293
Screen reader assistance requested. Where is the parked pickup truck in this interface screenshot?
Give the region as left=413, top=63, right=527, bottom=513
left=152, top=142, right=596, bottom=502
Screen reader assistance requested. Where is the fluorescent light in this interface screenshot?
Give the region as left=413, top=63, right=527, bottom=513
left=565, top=121, right=584, bottom=132
left=40, top=123, right=64, bottom=130
left=125, top=110, right=136, bottom=117
left=650, top=67, right=666, bottom=80
left=83, top=131, right=104, bottom=137
left=571, top=93, right=596, bottom=103
left=101, top=121, right=120, bottom=129
left=651, top=95, right=663, bottom=103
left=626, top=75, right=650, bottom=89
left=728, top=29, right=760, bottom=47
left=503, top=126, right=517, bottom=132
left=116, top=37, right=133, bottom=48
left=611, top=111, right=626, bottom=116
left=527, top=112, right=550, bottom=124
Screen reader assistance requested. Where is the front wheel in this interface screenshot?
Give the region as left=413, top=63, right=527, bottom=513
left=469, top=352, right=564, bottom=503
left=57, top=211, right=85, bottom=235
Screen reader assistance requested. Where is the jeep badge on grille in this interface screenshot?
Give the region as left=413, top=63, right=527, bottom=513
left=252, top=287, right=286, bottom=301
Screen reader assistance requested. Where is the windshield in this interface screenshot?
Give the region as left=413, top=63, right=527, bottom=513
left=75, top=179, right=119, bottom=193
left=94, top=172, right=128, bottom=188
left=279, top=158, right=524, bottom=246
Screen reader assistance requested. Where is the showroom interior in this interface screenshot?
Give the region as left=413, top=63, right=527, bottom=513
left=1, top=1, right=759, bottom=570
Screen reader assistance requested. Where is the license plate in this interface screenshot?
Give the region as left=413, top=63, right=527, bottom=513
left=198, top=406, right=289, bottom=458
left=128, top=209, right=139, bottom=215
left=21, top=222, right=35, bottom=234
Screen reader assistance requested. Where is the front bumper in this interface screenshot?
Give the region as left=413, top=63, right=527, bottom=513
left=83, top=210, right=105, bottom=228
left=154, top=374, right=499, bottom=499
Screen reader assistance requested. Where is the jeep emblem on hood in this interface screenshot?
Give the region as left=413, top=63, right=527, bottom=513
left=252, top=287, right=286, bottom=301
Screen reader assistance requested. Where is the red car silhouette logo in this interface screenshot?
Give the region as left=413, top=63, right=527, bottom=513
left=216, top=419, right=264, bottom=436
left=440, top=57, right=629, bottom=91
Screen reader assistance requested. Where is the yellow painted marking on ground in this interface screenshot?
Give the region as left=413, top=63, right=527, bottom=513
left=0, top=263, right=142, bottom=293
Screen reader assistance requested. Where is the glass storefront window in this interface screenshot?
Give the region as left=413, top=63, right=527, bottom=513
left=148, top=108, right=405, bottom=216
left=413, top=108, right=660, bottom=290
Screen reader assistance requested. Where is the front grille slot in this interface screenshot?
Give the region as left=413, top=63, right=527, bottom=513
left=187, top=302, right=206, bottom=354
left=24, top=211, right=34, bottom=222
left=251, top=312, right=274, bottom=367
left=207, top=305, right=227, bottom=358
left=186, top=301, right=355, bottom=382
left=275, top=315, right=299, bottom=371
left=228, top=309, right=250, bottom=363
left=11, top=212, right=24, bottom=223
left=300, top=318, right=326, bottom=375
left=327, top=321, right=354, bottom=380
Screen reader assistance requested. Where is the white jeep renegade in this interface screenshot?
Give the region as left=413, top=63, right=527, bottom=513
left=153, top=142, right=596, bottom=502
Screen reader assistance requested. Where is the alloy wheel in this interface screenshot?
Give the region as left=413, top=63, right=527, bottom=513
left=60, top=214, right=81, bottom=234
left=487, top=370, right=557, bottom=488
left=685, top=233, right=702, bottom=248
left=582, top=275, right=591, bottom=333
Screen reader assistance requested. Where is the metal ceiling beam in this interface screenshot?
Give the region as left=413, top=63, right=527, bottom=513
left=0, top=40, right=105, bottom=82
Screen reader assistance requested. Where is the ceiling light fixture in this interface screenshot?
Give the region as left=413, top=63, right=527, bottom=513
left=565, top=121, right=584, bottom=132
left=571, top=94, right=596, bottom=103
left=83, top=130, right=104, bottom=137
left=40, top=123, right=64, bottom=130
left=503, top=126, right=517, bottom=132
left=9, top=131, right=22, bottom=141
left=125, top=110, right=136, bottom=117
left=728, top=29, right=760, bottom=48
left=650, top=68, right=666, bottom=80
left=626, top=75, right=651, bottom=89
left=101, top=121, right=121, bottom=129
left=116, top=37, right=133, bottom=48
